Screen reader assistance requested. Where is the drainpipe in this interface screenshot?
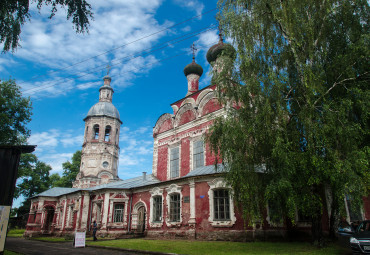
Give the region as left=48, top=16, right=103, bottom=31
left=128, top=192, right=133, bottom=233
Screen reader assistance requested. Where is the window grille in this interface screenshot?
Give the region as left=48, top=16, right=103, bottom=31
left=170, top=147, right=180, bottom=178
left=214, top=189, right=230, bottom=220
left=113, top=204, right=124, bottom=223
left=153, top=196, right=162, bottom=222
left=169, top=193, right=180, bottom=222
left=193, top=140, right=204, bottom=169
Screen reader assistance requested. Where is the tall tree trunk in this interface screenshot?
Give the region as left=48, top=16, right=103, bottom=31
left=329, top=197, right=339, bottom=240
left=311, top=209, right=324, bottom=246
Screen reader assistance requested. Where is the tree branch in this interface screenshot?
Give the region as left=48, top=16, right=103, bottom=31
left=313, top=71, right=369, bottom=106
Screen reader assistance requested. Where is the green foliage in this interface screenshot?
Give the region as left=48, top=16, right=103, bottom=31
left=52, top=150, right=81, bottom=187
left=0, top=0, right=93, bottom=52
left=208, top=0, right=369, bottom=243
left=0, top=79, right=32, bottom=145
left=14, top=153, right=53, bottom=214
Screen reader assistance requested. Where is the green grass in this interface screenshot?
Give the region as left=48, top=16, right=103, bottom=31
left=32, top=236, right=71, bottom=242
left=87, top=239, right=350, bottom=255
left=4, top=250, right=22, bottom=255
left=6, top=229, right=25, bottom=237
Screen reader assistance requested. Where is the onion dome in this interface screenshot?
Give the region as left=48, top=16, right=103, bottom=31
left=206, top=42, right=236, bottom=64
left=183, top=61, right=203, bottom=77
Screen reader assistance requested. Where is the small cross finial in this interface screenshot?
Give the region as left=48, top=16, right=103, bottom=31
left=191, top=43, right=197, bottom=62
left=218, top=24, right=224, bottom=43
left=106, top=64, right=111, bottom=75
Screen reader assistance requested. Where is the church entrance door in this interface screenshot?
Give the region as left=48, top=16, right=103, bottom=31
left=136, top=206, right=146, bottom=233
left=44, top=206, right=55, bottom=232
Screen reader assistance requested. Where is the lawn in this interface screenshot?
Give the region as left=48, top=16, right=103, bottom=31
left=6, top=229, right=25, bottom=238
left=87, top=239, right=351, bottom=255
left=4, top=250, right=21, bottom=255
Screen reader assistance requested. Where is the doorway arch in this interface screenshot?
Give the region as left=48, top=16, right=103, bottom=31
left=132, top=201, right=147, bottom=233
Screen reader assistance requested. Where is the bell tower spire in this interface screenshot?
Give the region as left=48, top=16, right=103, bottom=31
left=73, top=74, right=122, bottom=188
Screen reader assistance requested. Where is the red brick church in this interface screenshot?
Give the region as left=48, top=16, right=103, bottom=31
left=24, top=38, right=370, bottom=240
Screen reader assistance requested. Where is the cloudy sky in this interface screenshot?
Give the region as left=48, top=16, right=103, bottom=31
left=2, top=0, right=221, bottom=205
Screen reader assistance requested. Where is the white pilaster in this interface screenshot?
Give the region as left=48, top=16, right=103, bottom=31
left=101, top=192, right=110, bottom=230
left=189, top=179, right=196, bottom=224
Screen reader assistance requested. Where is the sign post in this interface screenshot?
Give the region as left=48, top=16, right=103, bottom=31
left=74, top=231, right=86, bottom=248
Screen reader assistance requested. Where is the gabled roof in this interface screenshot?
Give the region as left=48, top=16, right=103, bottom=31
left=34, top=187, right=79, bottom=198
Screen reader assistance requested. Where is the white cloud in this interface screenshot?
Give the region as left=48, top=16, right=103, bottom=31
left=40, top=153, right=74, bottom=173
left=173, top=0, right=205, bottom=17
left=28, top=129, right=60, bottom=151
left=7, top=0, right=171, bottom=98
left=61, top=135, right=84, bottom=147
left=117, top=125, right=153, bottom=178
left=197, top=29, right=219, bottom=50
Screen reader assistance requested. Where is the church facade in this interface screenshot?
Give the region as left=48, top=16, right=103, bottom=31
left=24, top=39, right=370, bottom=240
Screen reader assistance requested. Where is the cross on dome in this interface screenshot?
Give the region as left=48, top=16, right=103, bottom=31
left=218, top=24, right=224, bottom=43
left=191, top=43, right=197, bottom=62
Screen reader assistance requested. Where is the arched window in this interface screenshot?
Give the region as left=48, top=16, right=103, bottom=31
left=93, top=125, right=99, bottom=140
left=104, top=125, right=111, bottom=142
left=115, top=128, right=119, bottom=144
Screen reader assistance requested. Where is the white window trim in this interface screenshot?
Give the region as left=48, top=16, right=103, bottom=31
left=107, top=192, right=129, bottom=228
left=165, top=184, right=183, bottom=227
left=149, top=187, right=164, bottom=228
left=190, top=138, right=205, bottom=171
left=208, top=178, right=236, bottom=227
left=167, top=142, right=181, bottom=180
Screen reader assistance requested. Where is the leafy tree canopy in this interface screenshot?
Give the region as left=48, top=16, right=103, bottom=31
left=13, top=153, right=53, bottom=215
left=1, top=0, right=93, bottom=52
left=53, top=150, right=81, bottom=187
left=208, top=0, right=369, bottom=244
left=15, top=153, right=52, bottom=199
left=0, top=79, right=32, bottom=145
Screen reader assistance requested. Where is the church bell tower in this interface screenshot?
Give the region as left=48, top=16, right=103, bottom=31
left=73, top=74, right=122, bottom=188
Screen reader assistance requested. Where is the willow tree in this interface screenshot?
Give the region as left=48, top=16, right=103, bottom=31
left=207, top=0, right=369, bottom=244
left=1, top=0, right=93, bottom=52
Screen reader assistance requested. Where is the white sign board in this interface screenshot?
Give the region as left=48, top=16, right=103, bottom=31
left=0, top=206, right=11, bottom=252
left=74, top=231, right=86, bottom=248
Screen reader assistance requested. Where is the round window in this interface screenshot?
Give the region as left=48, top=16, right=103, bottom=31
left=102, top=161, right=109, bottom=168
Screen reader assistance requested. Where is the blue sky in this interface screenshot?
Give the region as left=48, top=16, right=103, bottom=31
left=1, top=0, right=221, bottom=205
